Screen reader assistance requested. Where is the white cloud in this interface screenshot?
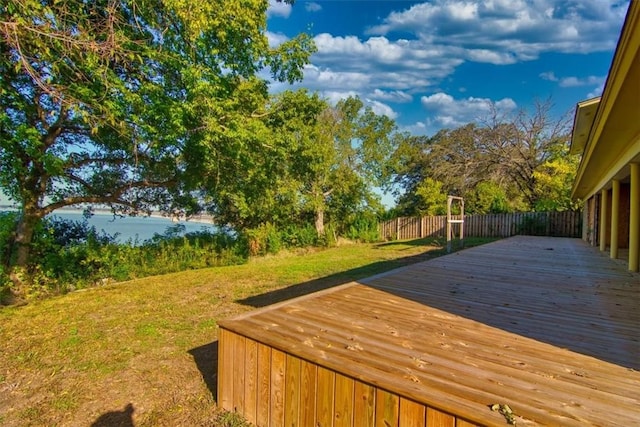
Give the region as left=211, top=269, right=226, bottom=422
left=314, top=34, right=405, bottom=63
left=301, top=1, right=624, bottom=110
left=587, top=82, right=605, bottom=99
left=558, top=75, right=604, bottom=87
left=369, top=89, right=413, bottom=103
left=421, top=92, right=517, bottom=127
left=401, top=121, right=429, bottom=136
left=321, top=90, right=360, bottom=105
left=539, top=71, right=558, bottom=81
left=311, top=33, right=463, bottom=91
left=305, top=2, right=322, bottom=12
left=303, top=64, right=370, bottom=90
left=540, top=72, right=605, bottom=87
left=464, top=49, right=517, bottom=65
left=266, top=31, right=288, bottom=48
left=367, top=0, right=628, bottom=61
left=447, top=1, right=479, bottom=20
left=263, top=0, right=626, bottom=135
left=267, top=0, right=292, bottom=18
left=366, top=100, right=399, bottom=119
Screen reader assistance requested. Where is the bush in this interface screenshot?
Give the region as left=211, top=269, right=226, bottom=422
left=1, top=213, right=249, bottom=302
left=0, top=211, right=19, bottom=267
left=244, top=222, right=282, bottom=256
left=280, top=224, right=319, bottom=248
left=344, top=213, right=380, bottom=243
left=0, top=265, right=11, bottom=305
left=1, top=209, right=387, bottom=304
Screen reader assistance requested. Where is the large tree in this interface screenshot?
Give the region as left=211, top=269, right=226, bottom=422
left=391, top=100, right=576, bottom=215
left=478, top=100, right=572, bottom=210
left=206, top=90, right=398, bottom=236
left=295, top=95, right=397, bottom=235
left=0, top=0, right=313, bottom=281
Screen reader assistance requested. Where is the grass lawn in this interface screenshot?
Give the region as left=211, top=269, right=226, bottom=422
left=0, top=237, right=493, bottom=426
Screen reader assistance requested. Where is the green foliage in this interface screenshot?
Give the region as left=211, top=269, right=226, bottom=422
left=0, top=214, right=249, bottom=301
left=244, top=223, right=282, bottom=256
left=1, top=0, right=314, bottom=279
left=242, top=90, right=399, bottom=237
left=0, top=265, right=11, bottom=305
left=390, top=100, right=574, bottom=216
left=280, top=224, right=319, bottom=248
left=414, top=178, right=448, bottom=216
left=532, top=143, right=581, bottom=212
left=0, top=211, right=19, bottom=266
left=344, top=212, right=381, bottom=243
left=465, top=181, right=510, bottom=214
left=323, top=223, right=338, bottom=248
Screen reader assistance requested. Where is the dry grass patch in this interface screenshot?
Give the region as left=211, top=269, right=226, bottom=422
left=0, top=237, right=494, bottom=426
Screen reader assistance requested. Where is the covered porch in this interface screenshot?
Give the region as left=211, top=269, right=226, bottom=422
left=570, top=0, right=640, bottom=271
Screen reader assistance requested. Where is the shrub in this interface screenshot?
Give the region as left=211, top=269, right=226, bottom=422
left=344, top=213, right=380, bottom=243
left=0, top=211, right=19, bottom=268
left=1, top=213, right=249, bottom=302
left=280, top=224, right=318, bottom=248
left=244, top=222, right=282, bottom=256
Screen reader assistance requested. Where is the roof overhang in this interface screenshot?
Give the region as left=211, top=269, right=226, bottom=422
left=571, top=1, right=640, bottom=200
left=569, top=97, right=600, bottom=156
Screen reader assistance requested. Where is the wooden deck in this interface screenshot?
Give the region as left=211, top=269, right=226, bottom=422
left=218, top=236, right=640, bottom=426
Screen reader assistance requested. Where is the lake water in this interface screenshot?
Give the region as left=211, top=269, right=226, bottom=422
left=50, top=211, right=217, bottom=244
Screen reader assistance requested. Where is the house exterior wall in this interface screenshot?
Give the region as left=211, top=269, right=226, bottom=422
left=585, top=185, right=632, bottom=249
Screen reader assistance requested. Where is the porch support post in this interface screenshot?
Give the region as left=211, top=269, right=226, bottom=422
left=630, top=163, right=640, bottom=272
left=599, top=188, right=608, bottom=252
left=610, top=180, right=620, bottom=260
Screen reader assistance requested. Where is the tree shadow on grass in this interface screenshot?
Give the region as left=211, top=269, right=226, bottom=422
left=188, top=242, right=453, bottom=405
left=237, top=245, right=447, bottom=308
left=188, top=341, right=219, bottom=400
left=375, top=237, right=446, bottom=249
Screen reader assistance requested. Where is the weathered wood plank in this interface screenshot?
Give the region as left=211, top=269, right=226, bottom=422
left=217, top=328, right=234, bottom=412
left=334, top=374, right=354, bottom=427
left=256, top=343, right=271, bottom=426
left=299, top=360, right=317, bottom=426
left=284, top=354, right=300, bottom=427
left=316, top=366, right=335, bottom=427
left=232, top=334, right=246, bottom=414
left=426, top=407, right=455, bottom=427
left=270, top=349, right=286, bottom=426
left=244, top=338, right=258, bottom=424
left=354, top=380, right=375, bottom=426
left=398, top=397, right=425, bottom=427
left=375, top=389, right=399, bottom=427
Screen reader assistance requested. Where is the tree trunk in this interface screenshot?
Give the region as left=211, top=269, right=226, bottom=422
left=315, top=207, right=325, bottom=236
left=8, top=210, right=40, bottom=297
left=14, top=213, right=38, bottom=268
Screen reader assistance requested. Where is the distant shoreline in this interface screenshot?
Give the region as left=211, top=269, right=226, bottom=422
left=0, top=206, right=215, bottom=225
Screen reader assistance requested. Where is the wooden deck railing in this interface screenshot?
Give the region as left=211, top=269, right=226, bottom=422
left=379, top=211, right=582, bottom=240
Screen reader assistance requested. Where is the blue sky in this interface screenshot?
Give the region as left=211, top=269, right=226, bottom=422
left=265, top=0, right=630, bottom=135
left=0, top=1, right=630, bottom=208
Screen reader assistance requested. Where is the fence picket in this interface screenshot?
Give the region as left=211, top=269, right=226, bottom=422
left=379, top=211, right=582, bottom=240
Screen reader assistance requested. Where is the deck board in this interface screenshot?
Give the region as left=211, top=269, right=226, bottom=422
left=219, top=236, right=640, bottom=426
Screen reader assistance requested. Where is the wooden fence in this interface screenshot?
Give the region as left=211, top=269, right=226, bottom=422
left=379, top=211, right=582, bottom=240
